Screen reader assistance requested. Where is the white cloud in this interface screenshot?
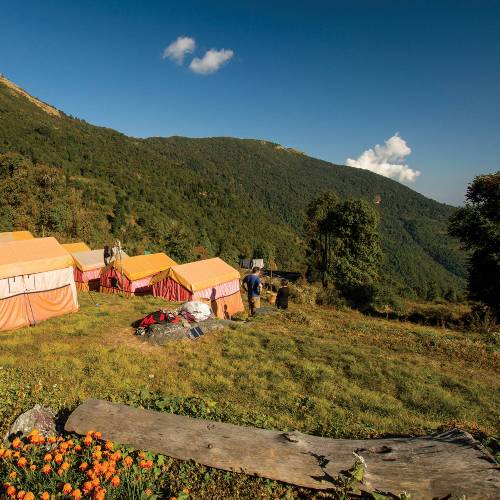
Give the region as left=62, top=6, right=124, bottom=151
left=346, top=134, right=421, bottom=182
left=189, top=48, right=234, bottom=75
left=163, top=36, right=196, bottom=64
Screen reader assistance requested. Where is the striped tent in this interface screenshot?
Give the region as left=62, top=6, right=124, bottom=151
left=100, top=253, right=177, bottom=296
left=71, top=249, right=129, bottom=292
left=152, top=258, right=244, bottom=319
left=0, top=237, right=79, bottom=331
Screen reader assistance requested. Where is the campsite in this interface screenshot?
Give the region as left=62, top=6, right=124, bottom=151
left=0, top=228, right=498, bottom=497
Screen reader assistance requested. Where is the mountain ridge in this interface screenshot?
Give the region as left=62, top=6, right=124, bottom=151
left=0, top=75, right=466, bottom=297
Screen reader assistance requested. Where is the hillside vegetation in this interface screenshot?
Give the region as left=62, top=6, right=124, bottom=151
left=0, top=76, right=466, bottom=298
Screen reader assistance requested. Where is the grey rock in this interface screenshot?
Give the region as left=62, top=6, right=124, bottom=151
left=143, top=319, right=233, bottom=346
left=4, top=404, right=57, bottom=445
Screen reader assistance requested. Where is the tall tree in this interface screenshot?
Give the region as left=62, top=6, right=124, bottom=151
left=449, top=172, right=500, bottom=319
left=306, top=193, right=382, bottom=303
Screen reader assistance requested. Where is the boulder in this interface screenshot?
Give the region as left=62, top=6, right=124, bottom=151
left=143, top=319, right=232, bottom=345
left=4, top=404, right=57, bottom=445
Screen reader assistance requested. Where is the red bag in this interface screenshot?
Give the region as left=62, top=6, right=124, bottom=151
left=139, top=310, right=180, bottom=328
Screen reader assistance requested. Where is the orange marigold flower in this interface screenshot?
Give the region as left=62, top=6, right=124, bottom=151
left=17, top=457, right=27, bottom=468
left=41, top=494, right=49, bottom=500
left=29, top=464, right=36, bottom=471
left=8, top=471, right=16, bottom=479
left=79, top=462, right=89, bottom=471
left=28, top=435, right=38, bottom=444
left=60, top=442, right=69, bottom=452
left=91, top=478, right=100, bottom=488
left=82, top=481, right=93, bottom=494
left=110, top=451, right=121, bottom=461
left=122, top=456, right=133, bottom=467
left=93, top=432, right=102, bottom=440
left=74, top=445, right=82, bottom=452
left=6, top=485, right=16, bottom=497
left=41, top=464, right=52, bottom=474
left=61, top=461, right=71, bottom=471
left=48, top=436, right=57, bottom=444
left=0, top=448, right=5, bottom=457
left=62, top=483, right=72, bottom=494
left=71, top=489, right=82, bottom=499
left=92, top=450, right=102, bottom=461
left=57, top=467, right=65, bottom=476
left=104, top=441, right=113, bottom=451
left=37, top=436, right=45, bottom=445
left=44, top=453, right=52, bottom=462
left=83, top=436, right=93, bottom=446
left=110, top=476, right=120, bottom=488
left=94, top=489, right=106, bottom=500
left=11, top=438, right=22, bottom=449
left=138, top=452, right=146, bottom=459
left=24, top=494, right=34, bottom=500
left=13, top=451, right=20, bottom=459
left=4, top=449, right=12, bottom=458
left=139, top=459, right=153, bottom=469
left=145, top=489, right=153, bottom=497
left=54, top=453, right=63, bottom=464
left=17, top=491, right=26, bottom=498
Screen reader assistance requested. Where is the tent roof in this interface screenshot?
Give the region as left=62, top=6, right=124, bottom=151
left=113, top=253, right=177, bottom=281
left=0, top=237, right=73, bottom=279
left=62, top=242, right=91, bottom=254
left=158, top=257, right=240, bottom=293
left=0, top=231, right=34, bottom=244
left=72, top=249, right=129, bottom=272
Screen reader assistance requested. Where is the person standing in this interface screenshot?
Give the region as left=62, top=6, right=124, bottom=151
left=242, top=267, right=262, bottom=316
left=276, top=279, right=290, bottom=310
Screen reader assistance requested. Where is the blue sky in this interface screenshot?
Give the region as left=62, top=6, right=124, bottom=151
left=1, top=0, right=499, bottom=205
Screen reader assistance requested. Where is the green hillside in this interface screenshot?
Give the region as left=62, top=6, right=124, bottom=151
left=0, top=75, right=465, bottom=297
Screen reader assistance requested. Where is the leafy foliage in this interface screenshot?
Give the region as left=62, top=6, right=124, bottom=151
left=0, top=77, right=466, bottom=296
left=306, top=193, right=382, bottom=306
left=449, top=172, right=500, bottom=318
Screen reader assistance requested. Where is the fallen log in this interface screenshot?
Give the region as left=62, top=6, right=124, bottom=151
left=65, top=399, right=499, bottom=498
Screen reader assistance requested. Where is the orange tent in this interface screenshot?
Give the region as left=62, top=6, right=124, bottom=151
left=0, top=237, right=79, bottom=331
left=0, top=231, right=34, bottom=244
left=152, top=258, right=244, bottom=318
left=100, top=253, right=177, bottom=296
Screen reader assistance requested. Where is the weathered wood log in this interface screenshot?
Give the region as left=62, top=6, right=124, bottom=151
left=65, top=399, right=499, bottom=498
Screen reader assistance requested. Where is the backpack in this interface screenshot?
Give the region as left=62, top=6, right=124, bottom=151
left=139, top=310, right=180, bottom=328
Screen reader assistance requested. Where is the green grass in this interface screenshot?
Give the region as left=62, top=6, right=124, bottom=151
left=0, top=292, right=498, bottom=497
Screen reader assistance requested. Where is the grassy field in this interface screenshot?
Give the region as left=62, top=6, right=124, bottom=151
left=0, top=292, right=498, bottom=497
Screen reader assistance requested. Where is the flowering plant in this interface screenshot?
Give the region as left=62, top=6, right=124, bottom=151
left=0, top=429, right=188, bottom=499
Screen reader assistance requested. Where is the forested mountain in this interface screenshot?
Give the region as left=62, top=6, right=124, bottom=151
left=0, top=75, right=465, bottom=298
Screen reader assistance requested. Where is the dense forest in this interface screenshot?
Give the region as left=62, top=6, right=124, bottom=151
left=0, top=75, right=466, bottom=298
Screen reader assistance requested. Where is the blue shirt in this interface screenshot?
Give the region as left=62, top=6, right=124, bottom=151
left=243, top=274, right=261, bottom=298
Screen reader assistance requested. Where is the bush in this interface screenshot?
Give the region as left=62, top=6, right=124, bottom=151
left=463, top=305, right=499, bottom=334
left=315, top=287, right=347, bottom=308
left=288, top=280, right=319, bottom=305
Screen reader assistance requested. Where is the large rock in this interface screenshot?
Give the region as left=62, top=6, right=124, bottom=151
left=4, top=404, right=57, bottom=444
left=143, top=319, right=232, bottom=345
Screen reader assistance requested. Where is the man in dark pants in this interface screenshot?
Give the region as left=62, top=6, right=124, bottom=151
left=276, top=279, right=290, bottom=310
left=242, top=267, right=262, bottom=316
